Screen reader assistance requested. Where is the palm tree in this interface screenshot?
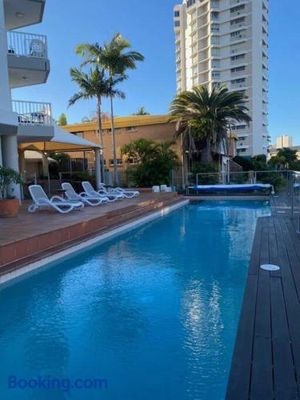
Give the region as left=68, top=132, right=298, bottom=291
left=76, top=33, right=144, bottom=185
left=69, top=66, right=124, bottom=182
left=170, top=85, right=251, bottom=166
left=133, top=106, right=150, bottom=116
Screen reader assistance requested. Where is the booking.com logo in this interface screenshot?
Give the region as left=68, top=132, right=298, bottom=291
left=8, top=376, right=108, bottom=393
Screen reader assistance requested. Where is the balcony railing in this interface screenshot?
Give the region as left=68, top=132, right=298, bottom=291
left=12, top=100, right=53, bottom=126
left=7, top=31, right=48, bottom=59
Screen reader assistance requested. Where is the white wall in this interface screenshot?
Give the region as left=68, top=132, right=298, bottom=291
left=0, top=0, right=20, bottom=197
left=0, top=0, right=12, bottom=112
left=2, top=135, right=20, bottom=198
left=0, top=0, right=18, bottom=128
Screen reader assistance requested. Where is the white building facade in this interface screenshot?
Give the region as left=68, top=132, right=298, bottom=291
left=0, top=0, right=52, bottom=197
left=174, top=0, right=269, bottom=157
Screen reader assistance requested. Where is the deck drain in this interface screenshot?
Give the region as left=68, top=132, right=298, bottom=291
left=260, top=264, right=281, bottom=271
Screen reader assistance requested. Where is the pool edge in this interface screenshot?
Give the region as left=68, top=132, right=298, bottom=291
left=0, top=199, right=189, bottom=286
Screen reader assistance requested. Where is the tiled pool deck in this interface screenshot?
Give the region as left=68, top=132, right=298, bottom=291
left=0, top=192, right=182, bottom=276
left=226, top=196, right=300, bottom=400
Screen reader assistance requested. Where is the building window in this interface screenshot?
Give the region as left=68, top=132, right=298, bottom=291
left=212, top=48, right=220, bottom=57
left=232, top=125, right=246, bottom=131
left=230, top=17, right=246, bottom=26
left=174, top=21, right=180, bottom=27
left=187, top=0, right=196, bottom=7
left=127, top=157, right=138, bottom=165
left=109, top=159, right=122, bottom=166
left=211, top=12, right=219, bottom=20
left=174, top=11, right=180, bottom=17
left=231, top=54, right=245, bottom=61
left=211, top=24, right=220, bottom=33
left=230, top=5, right=245, bottom=13
left=125, top=127, right=137, bottom=132
left=231, top=78, right=246, bottom=84
left=230, top=30, right=247, bottom=40
left=212, top=72, right=220, bottom=79
left=74, top=132, right=84, bottom=138
left=212, top=60, right=220, bottom=68
left=231, top=66, right=246, bottom=73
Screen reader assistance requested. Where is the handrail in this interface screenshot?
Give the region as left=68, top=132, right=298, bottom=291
left=7, top=31, right=48, bottom=59
left=12, top=100, right=53, bottom=126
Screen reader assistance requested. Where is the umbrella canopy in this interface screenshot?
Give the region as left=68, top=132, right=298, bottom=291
left=19, top=125, right=101, bottom=153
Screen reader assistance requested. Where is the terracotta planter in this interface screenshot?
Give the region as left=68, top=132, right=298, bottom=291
left=0, top=199, right=20, bottom=218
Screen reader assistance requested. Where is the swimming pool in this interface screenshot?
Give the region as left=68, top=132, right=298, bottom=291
left=0, top=201, right=270, bottom=399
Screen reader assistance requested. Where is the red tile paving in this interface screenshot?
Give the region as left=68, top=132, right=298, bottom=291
left=0, top=193, right=183, bottom=274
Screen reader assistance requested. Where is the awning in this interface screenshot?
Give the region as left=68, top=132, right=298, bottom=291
left=19, top=125, right=101, bottom=152
left=24, top=150, right=57, bottom=163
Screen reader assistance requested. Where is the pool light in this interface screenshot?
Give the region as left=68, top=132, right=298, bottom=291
left=260, top=264, right=281, bottom=271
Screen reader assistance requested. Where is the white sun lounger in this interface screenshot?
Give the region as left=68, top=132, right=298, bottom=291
left=82, top=181, right=120, bottom=202
left=152, top=186, right=160, bottom=193
left=61, top=182, right=109, bottom=206
left=160, top=185, right=172, bottom=193
left=28, top=185, right=84, bottom=214
left=99, top=183, right=140, bottom=199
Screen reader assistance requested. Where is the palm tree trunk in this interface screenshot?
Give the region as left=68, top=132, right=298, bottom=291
left=96, top=96, right=105, bottom=183
left=110, top=94, right=118, bottom=186
left=202, top=139, right=213, bottom=164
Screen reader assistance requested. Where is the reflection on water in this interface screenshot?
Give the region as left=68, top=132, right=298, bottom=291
left=0, top=201, right=270, bottom=400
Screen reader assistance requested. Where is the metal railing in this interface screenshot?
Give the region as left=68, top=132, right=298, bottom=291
left=291, top=172, right=300, bottom=232
left=7, top=31, right=48, bottom=59
left=194, top=170, right=291, bottom=186
left=12, top=100, right=53, bottom=126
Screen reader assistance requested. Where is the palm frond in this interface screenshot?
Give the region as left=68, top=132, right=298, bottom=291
left=169, top=85, right=251, bottom=154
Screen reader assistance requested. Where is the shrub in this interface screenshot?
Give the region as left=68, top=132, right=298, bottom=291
left=0, top=166, right=22, bottom=199
left=122, top=139, right=179, bottom=187
left=191, top=162, right=219, bottom=184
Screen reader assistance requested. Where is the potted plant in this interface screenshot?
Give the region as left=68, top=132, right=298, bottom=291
left=0, top=166, right=22, bottom=217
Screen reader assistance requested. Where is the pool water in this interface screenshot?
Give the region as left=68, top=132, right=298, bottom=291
left=0, top=201, right=270, bottom=400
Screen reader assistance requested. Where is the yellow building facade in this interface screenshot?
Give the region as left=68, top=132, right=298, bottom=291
left=64, top=115, right=179, bottom=171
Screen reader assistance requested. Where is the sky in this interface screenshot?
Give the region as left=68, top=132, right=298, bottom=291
left=13, top=0, right=300, bottom=143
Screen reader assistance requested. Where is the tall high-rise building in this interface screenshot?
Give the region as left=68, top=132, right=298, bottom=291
left=173, top=0, right=269, bottom=156
left=276, top=135, right=293, bottom=149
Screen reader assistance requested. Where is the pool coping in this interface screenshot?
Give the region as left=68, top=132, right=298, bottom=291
left=0, top=199, right=189, bottom=287
left=187, top=195, right=270, bottom=201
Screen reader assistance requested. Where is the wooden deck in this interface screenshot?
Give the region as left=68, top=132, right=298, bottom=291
left=226, top=196, right=300, bottom=399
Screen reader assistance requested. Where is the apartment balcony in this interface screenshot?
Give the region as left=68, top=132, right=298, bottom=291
left=4, top=0, right=45, bottom=30
left=230, top=32, right=247, bottom=43
left=210, top=1, right=220, bottom=10
left=210, top=35, right=220, bottom=46
left=236, top=144, right=249, bottom=150
left=12, top=100, right=55, bottom=142
left=231, top=57, right=246, bottom=66
left=231, top=81, right=247, bottom=90
left=231, top=68, right=247, bottom=78
left=198, top=39, right=209, bottom=51
left=7, top=31, right=50, bottom=88
left=230, top=9, right=247, bottom=19
left=198, top=16, right=208, bottom=27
